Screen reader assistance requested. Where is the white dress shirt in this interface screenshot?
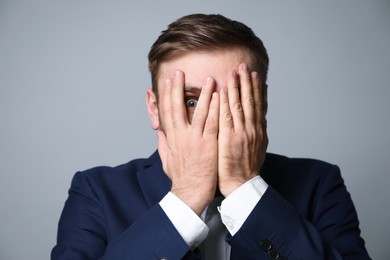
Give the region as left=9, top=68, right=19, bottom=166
left=160, top=176, right=268, bottom=259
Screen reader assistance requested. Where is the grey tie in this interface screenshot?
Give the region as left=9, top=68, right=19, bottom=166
left=199, top=196, right=230, bottom=260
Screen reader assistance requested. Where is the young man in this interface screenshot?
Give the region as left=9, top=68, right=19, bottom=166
left=52, top=14, right=370, bottom=259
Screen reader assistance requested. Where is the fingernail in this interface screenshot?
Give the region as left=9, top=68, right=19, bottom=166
left=175, top=71, right=180, bottom=78
left=240, top=63, right=248, bottom=72
left=252, top=71, right=259, bottom=79
left=206, top=77, right=212, bottom=85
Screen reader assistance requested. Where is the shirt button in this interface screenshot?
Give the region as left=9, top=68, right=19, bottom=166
left=226, top=221, right=234, bottom=229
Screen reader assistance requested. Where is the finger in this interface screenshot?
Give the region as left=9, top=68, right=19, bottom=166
left=171, top=70, right=188, bottom=127
left=219, top=87, right=234, bottom=132
left=251, top=71, right=262, bottom=128
left=160, top=78, right=174, bottom=131
left=227, top=69, right=244, bottom=131
left=238, top=63, right=255, bottom=128
left=203, top=92, right=219, bottom=136
left=191, top=77, right=215, bottom=133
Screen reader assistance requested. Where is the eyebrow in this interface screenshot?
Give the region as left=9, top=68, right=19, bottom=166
left=184, top=86, right=201, bottom=95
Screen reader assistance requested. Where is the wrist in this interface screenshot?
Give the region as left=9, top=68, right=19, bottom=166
left=171, top=186, right=215, bottom=216
left=219, top=175, right=256, bottom=197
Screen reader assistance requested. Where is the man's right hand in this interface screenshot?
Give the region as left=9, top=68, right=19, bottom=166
left=157, top=71, right=219, bottom=216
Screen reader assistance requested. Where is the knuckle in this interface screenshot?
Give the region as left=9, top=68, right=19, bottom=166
left=190, top=115, right=201, bottom=125
left=205, top=117, right=217, bottom=127
left=161, top=107, right=171, bottom=116
left=204, top=119, right=218, bottom=134
left=254, top=100, right=261, bottom=109
left=233, top=102, right=243, bottom=112
left=246, top=96, right=255, bottom=105
left=223, top=111, right=233, bottom=123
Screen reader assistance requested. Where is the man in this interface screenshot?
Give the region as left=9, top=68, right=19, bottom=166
left=51, top=14, right=370, bottom=259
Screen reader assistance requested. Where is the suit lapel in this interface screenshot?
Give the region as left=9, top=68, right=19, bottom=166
left=136, top=150, right=172, bottom=207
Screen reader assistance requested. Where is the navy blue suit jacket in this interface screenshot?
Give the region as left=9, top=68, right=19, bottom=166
left=51, top=152, right=370, bottom=259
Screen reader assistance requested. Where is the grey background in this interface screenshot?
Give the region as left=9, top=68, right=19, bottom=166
left=1, top=1, right=389, bottom=259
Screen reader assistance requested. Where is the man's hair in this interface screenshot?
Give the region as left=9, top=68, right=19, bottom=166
left=148, top=13, right=269, bottom=99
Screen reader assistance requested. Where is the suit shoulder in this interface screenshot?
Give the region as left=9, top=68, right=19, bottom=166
left=78, top=158, right=144, bottom=178
left=263, top=152, right=341, bottom=185
left=264, top=152, right=336, bottom=172
left=70, top=151, right=160, bottom=191
left=79, top=151, right=159, bottom=177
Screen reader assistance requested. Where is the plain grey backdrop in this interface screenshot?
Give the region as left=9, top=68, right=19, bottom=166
left=1, top=1, right=389, bottom=259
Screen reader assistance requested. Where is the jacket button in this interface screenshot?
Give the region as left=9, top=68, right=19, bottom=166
left=260, top=239, right=272, bottom=251
left=268, top=248, right=280, bottom=259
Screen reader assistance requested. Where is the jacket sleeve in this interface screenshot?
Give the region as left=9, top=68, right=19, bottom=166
left=51, top=172, right=197, bottom=260
left=226, top=165, right=371, bottom=259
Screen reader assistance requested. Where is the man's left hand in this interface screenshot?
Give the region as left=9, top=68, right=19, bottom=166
left=218, top=63, right=268, bottom=197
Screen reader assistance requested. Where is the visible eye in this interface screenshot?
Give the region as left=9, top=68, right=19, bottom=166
left=185, top=98, right=198, bottom=108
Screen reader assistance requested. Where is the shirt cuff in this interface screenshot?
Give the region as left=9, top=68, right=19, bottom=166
left=159, top=192, right=209, bottom=249
left=218, top=176, right=268, bottom=235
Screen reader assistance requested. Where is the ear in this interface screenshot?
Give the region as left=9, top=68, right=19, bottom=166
left=146, top=88, right=160, bottom=130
